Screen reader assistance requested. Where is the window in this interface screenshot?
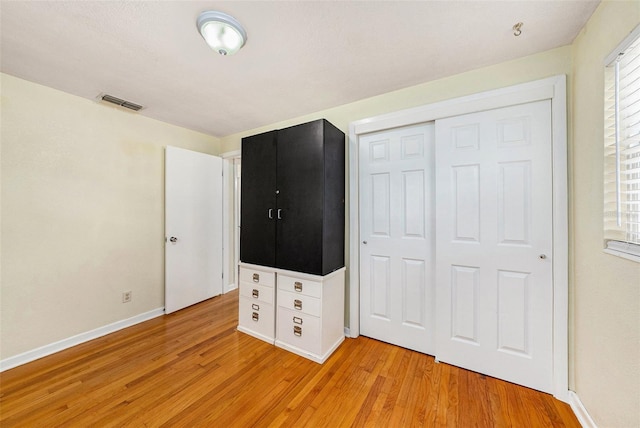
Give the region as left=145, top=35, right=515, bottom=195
left=604, top=25, right=640, bottom=261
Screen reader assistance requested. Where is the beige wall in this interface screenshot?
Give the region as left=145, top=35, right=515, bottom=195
left=571, top=2, right=640, bottom=427
left=3, top=2, right=639, bottom=424
left=1, top=73, right=220, bottom=359
left=220, top=46, right=572, bottom=153
left=221, top=46, right=573, bottom=344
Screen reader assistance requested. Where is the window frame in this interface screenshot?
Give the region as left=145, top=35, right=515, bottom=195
left=603, top=24, right=640, bottom=263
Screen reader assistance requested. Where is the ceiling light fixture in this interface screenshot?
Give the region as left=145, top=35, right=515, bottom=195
left=197, top=11, right=247, bottom=56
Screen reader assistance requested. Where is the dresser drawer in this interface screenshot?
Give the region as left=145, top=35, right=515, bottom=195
left=239, top=267, right=275, bottom=287
left=277, top=274, right=321, bottom=298
left=278, top=289, right=320, bottom=317
left=277, top=307, right=321, bottom=355
left=240, top=282, right=274, bottom=305
left=239, top=296, right=274, bottom=339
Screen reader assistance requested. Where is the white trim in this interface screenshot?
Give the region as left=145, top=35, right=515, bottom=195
left=604, top=24, right=640, bottom=65
left=604, top=248, right=640, bottom=263
left=234, top=158, right=242, bottom=290
left=222, top=158, right=232, bottom=294
left=348, top=75, right=569, bottom=400
left=0, top=308, right=165, bottom=372
left=605, top=240, right=640, bottom=262
left=603, top=25, right=640, bottom=263
left=351, top=81, right=554, bottom=136
left=221, top=150, right=242, bottom=293
left=568, top=391, right=598, bottom=428
left=348, top=127, right=360, bottom=336
left=221, top=149, right=241, bottom=159
left=551, top=76, right=570, bottom=402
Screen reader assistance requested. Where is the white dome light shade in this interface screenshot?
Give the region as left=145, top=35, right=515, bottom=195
left=197, top=11, right=247, bottom=56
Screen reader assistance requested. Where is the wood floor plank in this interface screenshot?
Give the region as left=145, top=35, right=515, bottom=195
left=0, top=290, right=580, bottom=427
left=457, top=370, right=493, bottom=427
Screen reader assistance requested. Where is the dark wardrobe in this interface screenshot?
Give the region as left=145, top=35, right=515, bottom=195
left=240, top=119, right=345, bottom=276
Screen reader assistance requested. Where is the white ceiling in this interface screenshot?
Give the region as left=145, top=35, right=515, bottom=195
left=0, top=1, right=599, bottom=138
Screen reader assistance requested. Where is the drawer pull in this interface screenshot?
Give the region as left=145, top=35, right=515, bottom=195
left=293, top=316, right=303, bottom=325
left=252, top=273, right=260, bottom=282
left=252, top=303, right=260, bottom=311
left=293, top=326, right=302, bottom=337
left=252, top=312, right=259, bottom=321
left=294, top=281, right=303, bottom=292
left=252, top=289, right=259, bottom=298
left=293, top=299, right=302, bottom=310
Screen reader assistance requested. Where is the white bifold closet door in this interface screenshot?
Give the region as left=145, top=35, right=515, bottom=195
left=359, top=123, right=435, bottom=355
left=434, top=100, right=554, bottom=393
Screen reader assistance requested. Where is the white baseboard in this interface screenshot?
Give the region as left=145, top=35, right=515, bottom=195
left=568, top=390, right=597, bottom=428
left=224, top=282, right=237, bottom=294
left=344, top=327, right=351, bottom=337
left=0, top=307, right=165, bottom=372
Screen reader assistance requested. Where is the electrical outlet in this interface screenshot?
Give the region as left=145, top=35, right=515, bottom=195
left=122, top=291, right=132, bottom=303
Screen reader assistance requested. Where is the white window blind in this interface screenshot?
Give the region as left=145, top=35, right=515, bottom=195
left=604, top=26, right=640, bottom=259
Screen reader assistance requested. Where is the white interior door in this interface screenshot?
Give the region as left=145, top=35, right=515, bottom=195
left=165, top=146, right=223, bottom=314
left=359, top=123, right=435, bottom=354
left=434, top=100, right=553, bottom=393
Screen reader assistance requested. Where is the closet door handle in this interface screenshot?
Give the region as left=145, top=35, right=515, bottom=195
left=268, top=209, right=273, bottom=219
left=277, top=209, right=282, bottom=220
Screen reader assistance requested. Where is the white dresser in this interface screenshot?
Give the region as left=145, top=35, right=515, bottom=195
left=237, top=263, right=345, bottom=363
left=237, top=264, right=276, bottom=344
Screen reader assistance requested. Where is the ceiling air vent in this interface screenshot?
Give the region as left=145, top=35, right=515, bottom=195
left=99, top=94, right=144, bottom=112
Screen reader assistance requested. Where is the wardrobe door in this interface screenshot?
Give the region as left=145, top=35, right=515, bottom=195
left=321, top=120, right=346, bottom=274
left=240, top=131, right=277, bottom=267
left=276, top=120, right=325, bottom=275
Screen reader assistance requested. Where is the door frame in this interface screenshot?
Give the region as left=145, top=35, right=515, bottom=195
left=348, top=75, right=568, bottom=401
left=222, top=150, right=241, bottom=292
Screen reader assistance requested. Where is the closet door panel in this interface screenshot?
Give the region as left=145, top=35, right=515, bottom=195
left=276, top=121, right=324, bottom=274
left=240, top=131, right=277, bottom=267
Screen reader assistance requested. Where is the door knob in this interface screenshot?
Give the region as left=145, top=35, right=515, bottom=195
left=362, top=241, right=367, bottom=245
left=539, top=254, right=547, bottom=259
left=169, top=237, right=178, bottom=243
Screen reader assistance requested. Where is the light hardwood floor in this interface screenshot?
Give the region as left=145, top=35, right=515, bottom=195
left=0, top=289, right=580, bottom=427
